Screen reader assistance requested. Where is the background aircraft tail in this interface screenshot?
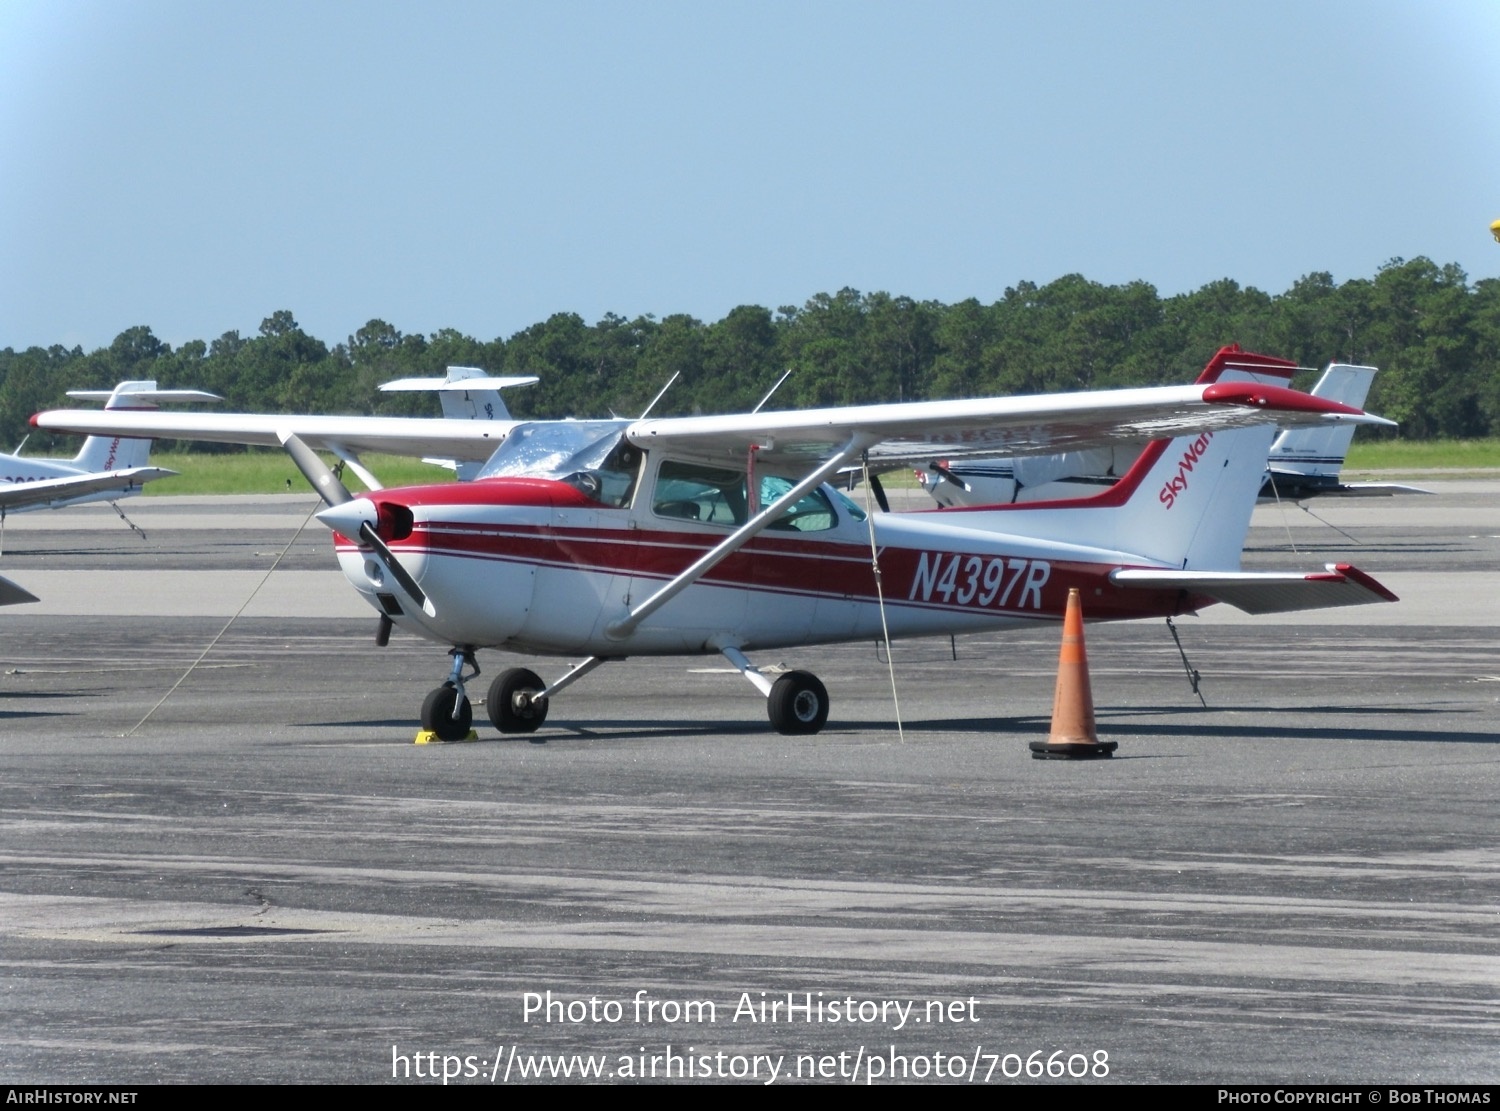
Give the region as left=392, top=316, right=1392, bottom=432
left=64, top=381, right=221, bottom=473
left=1265, top=364, right=1376, bottom=482
left=379, top=366, right=539, bottom=479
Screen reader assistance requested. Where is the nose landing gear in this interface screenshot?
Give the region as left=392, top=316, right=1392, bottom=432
left=420, top=648, right=479, bottom=742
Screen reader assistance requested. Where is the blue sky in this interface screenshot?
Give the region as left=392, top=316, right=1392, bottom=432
left=2, top=0, right=1497, bottom=352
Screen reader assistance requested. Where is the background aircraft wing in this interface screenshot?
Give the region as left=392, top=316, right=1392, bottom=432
left=0, top=467, right=176, bottom=511
left=626, top=382, right=1391, bottom=473
left=1111, top=564, right=1398, bottom=613
left=31, top=411, right=519, bottom=463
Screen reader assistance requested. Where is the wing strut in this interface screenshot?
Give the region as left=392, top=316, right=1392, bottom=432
left=605, top=434, right=877, bottom=641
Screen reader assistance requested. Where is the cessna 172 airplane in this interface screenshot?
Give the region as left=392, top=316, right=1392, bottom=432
left=35, top=347, right=1400, bottom=738
left=1, top=380, right=219, bottom=517
left=917, top=363, right=1431, bottom=507
left=250, top=345, right=1392, bottom=740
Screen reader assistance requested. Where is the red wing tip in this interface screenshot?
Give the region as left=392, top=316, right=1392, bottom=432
left=1329, top=562, right=1400, bottom=602
left=1202, top=382, right=1365, bottom=416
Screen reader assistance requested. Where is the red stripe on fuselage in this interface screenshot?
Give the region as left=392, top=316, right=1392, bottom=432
left=334, top=521, right=1195, bottom=622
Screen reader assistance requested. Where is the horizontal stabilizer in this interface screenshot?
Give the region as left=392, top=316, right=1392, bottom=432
left=379, top=375, right=540, bottom=392
left=1303, top=481, right=1434, bottom=498
left=67, top=387, right=222, bottom=405
left=1111, top=563, right=1398, bottom=614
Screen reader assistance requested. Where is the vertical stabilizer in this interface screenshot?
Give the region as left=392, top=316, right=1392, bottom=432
left=378, top=367, right=539, bottom=478
left=1266, top=364, right=1376, bottom=480
left=927, top=346, right=1299, bottom=570
left=63, top=381, right=222, bottom=473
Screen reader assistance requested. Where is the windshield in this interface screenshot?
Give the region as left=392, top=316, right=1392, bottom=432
left=475, top=420, right=640, bottom=507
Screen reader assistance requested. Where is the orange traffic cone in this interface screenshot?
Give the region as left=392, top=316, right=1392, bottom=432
left=1030, top=587, right=1117, bottom=759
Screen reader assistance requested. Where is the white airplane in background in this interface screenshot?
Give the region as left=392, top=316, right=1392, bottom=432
left=917, top=363, right=1432, bottom=508
left=1259, top=365, right=1432, bottom=502
left=33, top=366, right=537, bottom=492
left=1, top=380, right=220, bottom=519
left=0, top=379, right=218, bottom=607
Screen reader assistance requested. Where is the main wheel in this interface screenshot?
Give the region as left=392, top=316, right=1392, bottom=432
left=767, top=670, right=829, bottom=735
left=488, top=668, right=549, bottom=733
left=421, top=683, right=472, bottom=741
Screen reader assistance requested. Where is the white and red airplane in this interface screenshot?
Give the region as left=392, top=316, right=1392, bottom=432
left=245, top=345, right=1394, bottom=740
left=34, top=347, right=1400, bottom=735
left=2, top=380, right=219, bottom=518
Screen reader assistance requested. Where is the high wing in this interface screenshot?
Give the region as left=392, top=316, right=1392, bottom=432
left=625, top=381, right=1391, bottom=473
left=0, top=467, right=175, bottom=511
left=30, top=411, right=518, bottom=463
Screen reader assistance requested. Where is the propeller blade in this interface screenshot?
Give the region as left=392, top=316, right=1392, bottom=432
left=358, top=521, right=435, bottom=618
left=869, top=472, right=891, bottom=513
left=929, top=461, right=970, bottom=492
left=279, top=431, right=352, bottom=507
left=289, top=431, right=436, bottom=619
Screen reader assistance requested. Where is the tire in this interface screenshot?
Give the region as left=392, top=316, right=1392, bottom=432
left=767, top=670, right=829, bottom=735
left=421, top=683, right=472, bottom=742
left=488, top=668, right=548, bottom=734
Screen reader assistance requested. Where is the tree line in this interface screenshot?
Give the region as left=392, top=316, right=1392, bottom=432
left=3, top=256, right=1497, bottom=453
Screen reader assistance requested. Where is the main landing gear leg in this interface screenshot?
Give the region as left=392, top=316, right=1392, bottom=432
left=420, top=648, right=478, bottom=742
left=487, top=656, right=618, bottom=735
left=719, top=645, right=829, bottom=736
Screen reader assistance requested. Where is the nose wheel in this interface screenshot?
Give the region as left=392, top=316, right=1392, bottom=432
left=421, top=684, right=473, bottom=741
left=421, top=648, right=479, bottom=742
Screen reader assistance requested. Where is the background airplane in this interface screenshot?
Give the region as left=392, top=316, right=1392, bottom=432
left=2, top=380, right=220, bottom=518
left=33, top=367, right=537, bottom=492
left=283, top=346, right=1397, bottom=740
left=917, top=363, right=1431, bottom=508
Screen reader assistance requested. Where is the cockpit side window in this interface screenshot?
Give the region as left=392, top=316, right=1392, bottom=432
left=651, top=461, right=839, bottom=532
left=653, top=461, right=747, bottom=525
left=758, top=475, right=837, bottom=532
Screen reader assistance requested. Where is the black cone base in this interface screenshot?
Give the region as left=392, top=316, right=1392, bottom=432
left=1029, top=740, right=1118, bottom=760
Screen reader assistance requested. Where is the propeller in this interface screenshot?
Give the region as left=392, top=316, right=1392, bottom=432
left=279, top=432, right=436, bottom=617
left=928, top=460, right=970, bottom=491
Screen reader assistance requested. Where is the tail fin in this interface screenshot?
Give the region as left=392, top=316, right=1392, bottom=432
left=379, top=366, right=539, bottom=421
left=1265, top=364, right=1376, bottom=481
left=969, top=423, right=1278, bottom=570
left=64, top=381, right=222, bottom=472
left=379, top=366, right=539, bottom=478
left=941, top=346, right=1301, bottom=570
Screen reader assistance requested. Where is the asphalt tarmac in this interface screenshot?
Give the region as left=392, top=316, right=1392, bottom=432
left=2, top=486, right=1497, bottom=1085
